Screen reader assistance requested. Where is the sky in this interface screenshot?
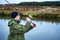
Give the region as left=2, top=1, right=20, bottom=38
left=0, top=0, right=60, bottom=4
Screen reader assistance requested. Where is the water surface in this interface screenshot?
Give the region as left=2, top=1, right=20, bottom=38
left=0, top=19, right=60, bottom=40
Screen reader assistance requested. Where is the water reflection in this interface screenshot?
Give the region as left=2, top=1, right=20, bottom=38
left=25, top=21, right=60, bottom=40
left=0, top=19, right=9, bottom=40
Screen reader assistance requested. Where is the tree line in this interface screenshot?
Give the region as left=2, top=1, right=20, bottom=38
left=19, top=1, right=60, bottom=6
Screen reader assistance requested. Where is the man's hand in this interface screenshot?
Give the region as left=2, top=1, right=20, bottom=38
left=31, top=24, right=36, bottom=28
left=26, top=17, right=31, bottom=22
left=26, top=17, right=36, bottom=28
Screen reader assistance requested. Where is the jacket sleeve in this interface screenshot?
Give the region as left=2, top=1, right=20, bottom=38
left=8, top=21, right=32, bottom=33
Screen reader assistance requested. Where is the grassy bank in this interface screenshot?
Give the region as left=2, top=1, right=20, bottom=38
left=0, top=12, right=60, bottom=18
left=0, top=13, right=60, bottom=23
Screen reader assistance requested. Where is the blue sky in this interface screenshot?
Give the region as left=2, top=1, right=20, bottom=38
left=0, top=0, right=60, bottom=4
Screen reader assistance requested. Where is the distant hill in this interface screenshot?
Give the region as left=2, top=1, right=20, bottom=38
left=0, top=1, right=60, bottom=6
left=19, top=1, right=60, bottom=6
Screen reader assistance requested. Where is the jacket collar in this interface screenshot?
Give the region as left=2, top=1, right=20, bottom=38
left=11, top=18, right=20, bottom=24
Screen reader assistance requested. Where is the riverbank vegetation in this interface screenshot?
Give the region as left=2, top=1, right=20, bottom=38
left=0, top=1, right=60, bottom=18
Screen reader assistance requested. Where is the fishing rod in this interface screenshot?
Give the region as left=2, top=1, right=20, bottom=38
left=4, top=0, right=18, bottom=11
left=4, top=0, right=36, bottom=27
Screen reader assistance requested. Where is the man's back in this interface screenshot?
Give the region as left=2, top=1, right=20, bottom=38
left=8, top=19, right=31, bottom=40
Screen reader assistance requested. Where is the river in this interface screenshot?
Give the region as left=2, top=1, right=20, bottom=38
left=0, top=19, right=60, bottom=40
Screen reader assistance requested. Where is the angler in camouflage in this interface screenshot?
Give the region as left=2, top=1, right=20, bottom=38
left=8, top=12, right=36, bottom=40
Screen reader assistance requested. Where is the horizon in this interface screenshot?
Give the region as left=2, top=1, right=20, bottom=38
left=0, top=0, right=60, bottom=4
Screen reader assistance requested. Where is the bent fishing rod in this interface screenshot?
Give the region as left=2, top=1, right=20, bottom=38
left=4, top=0, right=36, bottom=25
left=4, top=0, right=18, bottom=11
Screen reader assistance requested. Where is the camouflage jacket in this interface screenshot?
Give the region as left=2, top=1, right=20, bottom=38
left=8, top=19, right=32, bottom=40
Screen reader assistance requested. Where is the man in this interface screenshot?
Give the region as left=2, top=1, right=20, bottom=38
left=8, top=12, right=36, bottom=40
